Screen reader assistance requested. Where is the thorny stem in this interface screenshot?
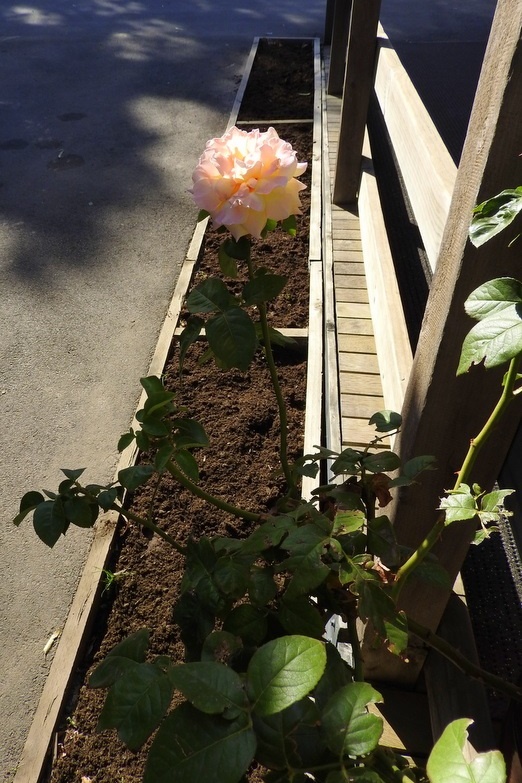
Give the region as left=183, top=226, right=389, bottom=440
left=166, top=460, right=263, bottom=523
left=392, top=355, right=521, bottom=600
left=408, top=616, right=522, bottom=704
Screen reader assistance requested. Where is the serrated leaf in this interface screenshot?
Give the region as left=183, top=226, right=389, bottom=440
left=439, top=488, right=478, bottom=524
left=355, top=580, right=408, bottom=654
left=118, top=464, right=155, bottom=491
left=201, top=631, right=242, bottom=663
left=221, top=236, right=251, bottom=261
left=321, top=682, right=383, bottom=757
left=368, top=410, right=402, bottom=432
left=168, top=662, right=247, bottom=714
left=427, top=718, right=506, bottom=783
left=206, top=308, right=258, bottom=371
left=173, top=418, right=209, bottom=449
left=254, top=697, right=321, bottom=770
left=333, top=509, right=366, bottom=534
left=238, top=516, right=295, bottom=556
left=97, top=661, right=174, bottom=750
left=247, top=636, right=326, bottom=716
left=89, top=656, right=141, bottom=689
left=144, top=703, right=256, bottom=783
left=363, top=451, right=401, bottom=473
left=248, top=566, right=277, bottom=607
left=464, top=278, right=522, bottom=321
left=63, top=496, right=96, bottom=528
left=480, top=488, right=514, bottom=512
left=457, top=306, right=522, bottom=374
left=243, top=274, right=288, bottom=306
left=187, top=278, right=236, bottom=313
left=469, top=188, right=522, bottom=247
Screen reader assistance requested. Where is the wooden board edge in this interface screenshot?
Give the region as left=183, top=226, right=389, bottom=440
left=227, top=37, right=260, bottom=129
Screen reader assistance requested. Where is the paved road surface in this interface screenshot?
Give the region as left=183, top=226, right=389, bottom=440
left=0, top=2, right=325, bottom=778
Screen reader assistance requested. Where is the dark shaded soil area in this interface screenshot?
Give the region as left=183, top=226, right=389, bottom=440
left=47, top=39, right=315, bottom=783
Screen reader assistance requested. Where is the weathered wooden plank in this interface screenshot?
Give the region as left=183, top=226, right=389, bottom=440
left=337, top=317, right=374, bottom=336
left=373, top=25, right=457, bottom=271
left=341, top=394, right=384, bottom=418
left=335, top=286, right=369, bottom=303
left=333, top=0, right=382, bottom=203
left=336, top=301, right=371, bottom=319
left=358, top=129, right=413, bottom=416
left=334, top=250, right=365, bottom=264
left=342, top=416, right=382, bottom=446
left=338, top=333, right=376, bottom=353
left=333, top=238, right=363, bottom=251
left=334, top=273, right=368, bottom=289
left=339, top=351, right=379, bottom=374
left=302, top=261, right=324, bottom=499
left=335, top=260, right=365, bottom=275
left=341, top=372, right=382, bottom=395
left=309, top=38, right=323, bottom=263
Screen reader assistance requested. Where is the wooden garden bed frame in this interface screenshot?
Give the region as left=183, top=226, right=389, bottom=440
left=13, top=37, right=323, bottom=783
left=323, top=0, right=522, bottom=753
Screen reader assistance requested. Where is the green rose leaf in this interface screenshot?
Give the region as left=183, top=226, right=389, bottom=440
left=469, top=187, right=522, bottom=248
left=222, top=236, right=251, bottom=261
left=173, top=448, right=200, bottom=482
left=322, top=682, right=383, bottom=757
left=278, top=596, right=326, bottom=639
left=173, top=418, right=209, bottom=449
left=168, top=661, right=247, bottom=715
left=33, top=500, right=67, bottom=547
left=247, top=635, right=326, bottom=716
left=13, top=491, right=46, bottom=526
left=439, top=485, right=478, bottom=524
left=144, top=703, right=256, bottom=783
left=118, top=464, right=156, bottom=491
left=368, top=410, right=402, bottom=432
left=457, top=279, right=522, bottom=374
left=97, top=661, right=174, bottom=750
left=63, top=496, right=97, bottom=528
left=90, top=629, right=150, bottom=688
left=140, top=375, right=167, bottom=397
left=218, top=243, right=239, bottom=278
left=186, top=277, right=236, bottom=313
left=254, top=697, right=321, bottom=770
left=223, top=604, right=267, bottom=647
left=427, top=718, right=506, bottom=783
left=363, top=451, right=401, bottom=473
left=242, top=274, right=288, bottom=306
left=206, top=308, right=258, bottom=371
left=201, top=630, right=242, bottom=663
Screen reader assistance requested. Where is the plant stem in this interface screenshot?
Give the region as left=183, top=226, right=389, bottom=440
left=166, top=460, right=263, bottom=523
left=111, top=503, right=186, bottom=554
left=393, top=355, right=521, bottom=600
left=257, top=299, right=295, bottom=492
left=408, top=616, right=522, bottom=703
left=454, top=355, right=520, bottom=488
left=245, top=247, right=295, bottom=494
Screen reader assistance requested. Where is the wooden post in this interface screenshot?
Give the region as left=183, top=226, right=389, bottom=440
left=333, top=0, right=382, bottom=205
left=327, top=0, right=352, bottom=97
left=324, top=0, right=336, bottom=45
left=363, top=0, right=522, bottom=685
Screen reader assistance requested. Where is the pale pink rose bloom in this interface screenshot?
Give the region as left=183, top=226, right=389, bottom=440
left=190, top=126, right=307, bottom=240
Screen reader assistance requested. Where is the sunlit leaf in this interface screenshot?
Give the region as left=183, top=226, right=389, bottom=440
left=247, top=636, right=326, bottom=716
left=469, top=187, right=522, bottom=247
left=168, top=661, right=247, bottom=714
left=321, top=682, right=383, bottom=757
left=427, top=719, right=506, bottom=783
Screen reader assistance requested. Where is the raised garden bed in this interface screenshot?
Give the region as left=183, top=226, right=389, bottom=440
left=15, top=37, right=322, bottom=783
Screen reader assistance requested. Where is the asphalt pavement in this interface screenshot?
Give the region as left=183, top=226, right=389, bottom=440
left=0, top=2, right=325, bottom=778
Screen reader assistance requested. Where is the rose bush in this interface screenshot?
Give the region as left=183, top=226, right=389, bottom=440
left=190, top=125, right=307, bottom=239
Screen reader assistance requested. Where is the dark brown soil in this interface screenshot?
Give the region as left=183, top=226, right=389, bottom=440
left=48, top=39, right=314, bottom=783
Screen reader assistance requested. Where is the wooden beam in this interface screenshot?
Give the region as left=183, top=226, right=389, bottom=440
left=370, top=0, right=522, bottom=684
left=372, top=26, right=456, bottom=272
left=327, top=0, right=352, bottom=97
left=333, top=0, right=382, bottom=204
